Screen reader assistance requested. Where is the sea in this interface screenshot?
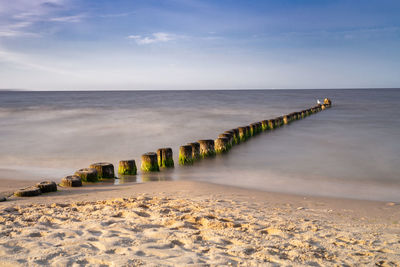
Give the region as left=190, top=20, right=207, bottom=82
left=0, top=89, right=399, bottom=202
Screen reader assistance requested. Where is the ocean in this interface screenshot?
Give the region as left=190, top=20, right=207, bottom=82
left=0, top=89, right=399, bottom=201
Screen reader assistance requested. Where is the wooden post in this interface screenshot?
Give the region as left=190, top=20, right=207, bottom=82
left=179, top=145, right=193, bottom=165
left=198, top=139, right=216, bottom=158
left=157, top=148, right=174, bottom=168
left=89, top=162, right=115, bottom=179
left=215, top=137, right=230, bottom=153
left=118, top=160, right=137, bottom=175
left=141, top=153, right=160, bottom=172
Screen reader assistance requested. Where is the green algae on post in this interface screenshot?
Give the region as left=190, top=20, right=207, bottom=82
left=218, top=133, right=232, bottom=149
left=89, top=162, right=115, bottom=179
left=226, top=129, right=240, bottom=144
left=257, top=122, right=263, bottom=132
left=223, top=131, right=235, bottom=145
left=276, top=118, right=282, bottom=126
left=141, top=152, right=160, bottom=172
left=179, top=145, right=193, bottom=165
left=14, top=186, right=41, bottom=197
left=250, top=122, right=262, bottom=135
left=198, top=139, right=216, bottom=158
left=157, top=148, right=174, bottom=168
left=261, top=120, right=268, bottom=131
left=249, top=123, right=257, bottom=136
left=238, top=127, right=247, bottom=142
left=188, top=142, right=200, bottom=160
left=245, top=126, right=251, bottom=138
left=215, top=137, right=229, bottom=153
left=118, top=160, right=137, bottom=175
left=75, top=168, right=98, bottom=182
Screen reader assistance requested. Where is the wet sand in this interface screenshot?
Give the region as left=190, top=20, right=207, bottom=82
left=0, top=180, right=399, bottom=266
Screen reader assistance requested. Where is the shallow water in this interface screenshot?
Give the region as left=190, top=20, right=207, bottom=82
left=0, top=89, right=399, bottom=201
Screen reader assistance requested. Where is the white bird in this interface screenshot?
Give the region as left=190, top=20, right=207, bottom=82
left=317, top=99, right=321, bottom=104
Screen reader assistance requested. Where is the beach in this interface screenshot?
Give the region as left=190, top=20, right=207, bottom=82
left=1, top=180, right=399, bottom=266
left=1, top=0, right=399, bottom=265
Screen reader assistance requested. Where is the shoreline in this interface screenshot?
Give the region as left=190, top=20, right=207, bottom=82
left=1, top=180, right=399, bottom=265
left=1, top=179, right=400, bottom=223
left=1, top=178, right=399, bottom=205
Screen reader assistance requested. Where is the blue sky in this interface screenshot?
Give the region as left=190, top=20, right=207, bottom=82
left=0, top=0, right=399, bottom=90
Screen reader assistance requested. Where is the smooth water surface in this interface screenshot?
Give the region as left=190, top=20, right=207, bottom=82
left=0, top=89, right=399, bottom=201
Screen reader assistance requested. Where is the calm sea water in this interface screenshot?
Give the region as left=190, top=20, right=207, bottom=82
left=0, top=89, right=399, bottom=201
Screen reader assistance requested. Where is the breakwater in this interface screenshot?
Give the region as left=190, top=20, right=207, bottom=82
left=7, top=98, right=332, bottom=199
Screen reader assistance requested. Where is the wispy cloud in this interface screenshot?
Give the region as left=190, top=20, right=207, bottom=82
left=128, top=32, right=176, bottom=45
left=49, top=14, right=85, bottom=23
left=0, top=46, right=74, bottom=75
left=0, top=0, right=81, bottom=38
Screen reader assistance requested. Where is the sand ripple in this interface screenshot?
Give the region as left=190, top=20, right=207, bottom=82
left=0, top=195, right=399, bottom=266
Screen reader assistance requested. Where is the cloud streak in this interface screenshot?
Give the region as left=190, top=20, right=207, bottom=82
left=0, top=46, right=74, bottom=75
left=128, top=32, right=176, bottom=45
left=49, top=14, right=85, bottom=23
left=0, top=0, right=81, bottom=38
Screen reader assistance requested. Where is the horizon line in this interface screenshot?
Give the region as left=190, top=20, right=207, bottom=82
left=1, top=87, right=399, bottom=92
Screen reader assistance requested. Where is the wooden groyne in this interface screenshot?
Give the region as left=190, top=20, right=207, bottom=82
left=8, top=98, right=332, bottom=199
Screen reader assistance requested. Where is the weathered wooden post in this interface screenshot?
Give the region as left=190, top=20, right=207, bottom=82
left=157, top=148, right=174, bottom=168
left=238, top=127, right=247, bottom=142
left=261, top=120, right=268, bottom=131
left=36, top=181, right=57, bottom=193
left=277, top=117, right=284, bottom=126
left=61, top=175, right=82, bottom=187
left=250, top=123, right=258, bottom=136
left=141, top=152, right=160, bottom=172
left=215, top=137, right=229, bottom=153
left=179, top=145, right=193, bottom=165
left=14, top=187, right=42, bottom=197
left=283, top=115, right=289, bottom=124
left=227, top=129, right=240, bottom=144
left=223, top=130, right=236, bottom=145
left=257, top=122, right=263, bottom=132
left=188, top=142, right=200, bottom=160
left=253, top=122, right=262, bottom=134
left=289, top=113, right=296, bottom=121
left=75, top=168, right=98, bottom=182
left=324, top=98, right=332, bottom=107
left=219, top=133, right=233, bottom=149
left=268, top=119, right=275, bottom=130
left=90, top=162, right=115, bottom=179
left=271, top=119, right=277, bottom=128
left=245, top=126, right=251, bottom=138
left=198, top=139, right=216, bottom=158
left=118, top=160, right=137, bottom=175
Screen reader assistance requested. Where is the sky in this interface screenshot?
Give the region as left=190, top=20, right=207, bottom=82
left=0, top=0, right=399, bottom=90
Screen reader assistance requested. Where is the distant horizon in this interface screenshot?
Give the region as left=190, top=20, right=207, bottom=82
left=1, top=87, right=399, bottom=92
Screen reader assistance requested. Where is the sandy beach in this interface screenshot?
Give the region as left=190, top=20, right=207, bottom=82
left=0, top=180, right=399, bottom=266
